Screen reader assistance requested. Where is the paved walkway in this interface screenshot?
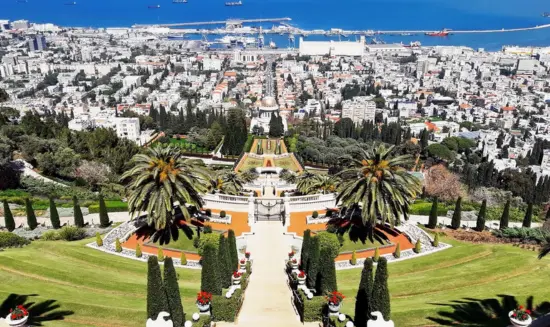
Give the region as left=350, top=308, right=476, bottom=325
left=218, top=221, right=318, bottom=327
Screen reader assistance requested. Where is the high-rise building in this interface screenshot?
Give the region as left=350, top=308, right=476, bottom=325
left=0, top=20, right=10, bottom=31
left=28, top=35, right=47, bottom=52
left=11, top=19, right=29, bottom=30
left=341, top=96, right=376, bottom=123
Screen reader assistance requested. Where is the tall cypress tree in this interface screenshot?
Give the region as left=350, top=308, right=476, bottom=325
left=451, top=197, right=462, bottom=230
left=227, top=229, right=238, bottom=272
left=98, top=193, right=110, bottom=228
left=427, top=197, right=438, bottom=229
left=163, top=257, right=184, bottom=327
left=306, top=236, right=320, bottom=289
left=201, top=243, right=222, bottom=295
left=147, top=256, right=169, bottom=320
left=73, top=196, right=84, bottom=227
left=354, top=258, right=374, bottom=327
left=316, top=247, right=337, bottom=294
left=49, top=197, right=60, bottom=229
left=523, top=202, right=533, bottom=228
left=3, top=199, right=15, bottom=232
left=218, top=235, right=231, bottom=288
left=301, top=229, right=312, bottom=272
left=371, top=257, right=391, bottom=320
left=25, top=198, right=37, bottom=230
left=476, top=199, right=487, bottom=232
left=500, top=199, right=510, bottom=230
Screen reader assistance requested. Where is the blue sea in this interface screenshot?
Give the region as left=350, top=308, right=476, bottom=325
left=2, top=0, right=550, bottom=51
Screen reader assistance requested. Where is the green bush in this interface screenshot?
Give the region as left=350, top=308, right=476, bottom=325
left=115, top=238, right=122, bottom=252
left=57, top=226, right=86, bottom=241
left=350, top=250, right=357, bottom=265
left=25, top=198, right=37, bottom=230
left=41, top=230, right=60, bottom=241
left=88, top=201, right=128, bottom=213
left=410, top=202, right=448, bottom=216
left=220, top=211, right=226, bottom=218
left=96, top=232, right=103, bottom=246
left=211, top=289, right=243, bottom=322
left=157, top=247, right=164, bottom=261
left=394, top=243, right=401, bottom=258
left=198, top=233, right=220, bottom=256
left=136, top=244, right=143, bottom=258
left=180, top=251, right=187, bottom=265
left=373, top=247, right=380, bottom=262
left=316, top=231, right=340, bottom=259
left=298, top=292, right=325, bottom=322
left=203, top=225, right=213, bottom=234
left=312, top=211, right=319, bottom=218
left=3, top=199, right=15, bottom=232
left=493, top=227, right=550, bottom=244
left=414, top=239, right=422, bottom=253
left=191, top=315, right=211, bottom=327
left=433, top=233, right=440, bottom=247
left=0, top=232, right=30, bottom=248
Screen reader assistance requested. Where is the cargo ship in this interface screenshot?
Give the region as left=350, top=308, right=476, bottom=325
left=148, top=4, right=161, bottom=8
left=425, top=30, right=449, bottom=37
left=225, top=1, right=242, bottom=6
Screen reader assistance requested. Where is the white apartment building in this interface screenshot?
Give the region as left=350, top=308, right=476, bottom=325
left=341, top=96, right=376, bottom=123
left=114, top=117, right=140, bottom=144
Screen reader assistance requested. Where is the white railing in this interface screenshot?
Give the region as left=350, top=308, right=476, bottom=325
left=202, top=193, right=250, bottom=212
left=288, top=193, right=337, bottom=212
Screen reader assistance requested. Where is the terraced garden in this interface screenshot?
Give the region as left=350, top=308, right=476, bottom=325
left=337, top=237, right=550, bottom=326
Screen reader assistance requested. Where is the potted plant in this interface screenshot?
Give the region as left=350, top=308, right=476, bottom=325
left=296, top=270, right=306, bottom=285
left=288, top=251, right=295, bottom=259
left=326, top=291, right=345, bottom=314
left=6, top=305, right=29, bottom=326
left=245, top=251, right=251, bottom=259
left=290, top=258, right=299, bottom=270
left=509, top=306, right=532, bottom=327
left=232, top=271, right=242, bottom=285
left=196, top=291, right=212, bottom=313
left=239, top=258, right=247, bottom=270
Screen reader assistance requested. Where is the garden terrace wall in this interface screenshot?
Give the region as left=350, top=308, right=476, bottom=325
left=288, top=194, right=336, bottom=213
left=288, top=210, right=328, bottom=236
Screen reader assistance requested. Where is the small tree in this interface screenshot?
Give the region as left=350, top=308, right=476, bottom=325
left=136, top=243, right=142, bottom=258
left=218, top=235, right=231, bottom=288
left=433, top=233, right=440, bottom=247
left=115, top=238, right=122, bottom=252
left=49, top=197, right=60, bottom=229
left=500, top=199, right=510, bottom=230
left=301, top=229, right=312, bottom=271
left=73, top=196, right=84, bottom=227
left=306, top=236, right=320, bottom=289
left=373, top=247, right=380, bottom=262
left=157, top=247, right=165, bottom=261
left=98, top=193, right=110, bottom=228
left=201, top=243, right=222, bottom=295
left=371, top=257, right=391, bottom=320
left=354, top=258, right=374, bottom=327
left=476, top=199, right=487, bottom=232
left=96, top=232, right=103, bottom=246
left=414, top=239, right=421, bottom=253
left=451, top=196, right=462, bottom=229
left=394, top=243, right=401, bottom=258
left=427, top=197, right=439, bottom=229
left=317, top=247, right=337, bottom=294
left=163, top=257, right=185, bottom=327
left=3, top=199, right=15, bottom=232
left=25, top=198, right=37, bottom=230
left=227, top=229, right=238, bottom=271
left=180, top=251, right=187, bottom=265
left=523, top=202, right=533, bottom=228
left=147, top=256, right=169, bottom=319
left=350, top=250, right=357, bottom=265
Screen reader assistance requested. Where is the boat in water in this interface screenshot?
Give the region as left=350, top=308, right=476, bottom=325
left=225, top=0, right=242, bottom=6
left=173, top=0, right=188, bottom=3
left=269, top=40, right=277, bottom=49
left=148, top=4, right=161, bottom=9
left=543, top=12, right=550, bottom=17
left=65, top=1, right=76, bottom=5
left=404, top=41, right=421, bottom=48
left=425, top=30, right=449, bottom=37
left=167, top=35, right=187, bottom=40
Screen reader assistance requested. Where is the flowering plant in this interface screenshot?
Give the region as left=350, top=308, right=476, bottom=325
left=326, top=291, right=345, bottom=305
left=233, top=271, right=242, bottom=278
left=511, top=306, right=531, bottom=321
left=297, top=271, right=306, bottom=278
left=197, top=291, right=212, bottom=305
left=9, top=305, right=28, bottom=321
left=288, top=251, right=295, bottom=257
left=240, top=258, right=246, bottom=264
left=245, top=251, right=251, bottom=259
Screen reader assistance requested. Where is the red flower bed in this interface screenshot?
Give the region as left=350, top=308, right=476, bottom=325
left=511, top=306, right=531, bottom=321
left=9, top=305, right=28, bottom=320
left=297, top=271, right=305, bottom=278
left=326, top=291, right=345, bottom=305
left=233, top=271, right=242, bottom=278
left=197, top=291, right=212, bottom=305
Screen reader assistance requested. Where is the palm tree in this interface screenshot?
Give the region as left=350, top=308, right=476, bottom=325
left=310, top=175, right=339, bottom=194
left=296, top=171, right=317, bottom=194
left=240, top=168, right=259, bottom=183
left=280, top=169, right=297, bottom=184
left=213, top=171, right=245, bottom=195
left=120, top=146, right=210, bottom=243
left=539, top=237, right=550, bottom=259
left=336, top=144, right=421, bottom=231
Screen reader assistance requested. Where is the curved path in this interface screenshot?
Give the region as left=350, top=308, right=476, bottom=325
left=218, top=221, right=318, bottom=327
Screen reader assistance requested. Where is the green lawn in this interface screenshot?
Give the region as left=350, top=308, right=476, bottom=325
left=337, top=238, right=550, bottom=326
left=168, top=138, right=209, bottom=153
left=150, top=229, right=221, bottom=253
left=338, top=233, right=387, bottom=253
left=273, top=156, right=300, bottom=172
left=237, top=156, right=264, bottom=172
left=0, top=239, right=201, bottom=327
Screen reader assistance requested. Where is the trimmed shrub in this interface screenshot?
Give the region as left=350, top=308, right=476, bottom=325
left=523, top=203, right=533, bottom=228
left=354, top=258, right=374, bottom=326
left=220, top=210, right=226, bottom=218
left=41, top=230, right=60, bottom=241
left=136, top=243, right=142, bottom=258
left=373, top=247, right=380, bottom=262
left=493, top=227, right=550, bottom=244
left=414, top=239, right=421, bottom=254
left=157, top=247, right=165, bottom=261
left=147, top=256, right=169, bottom=319
left=73, top=196, right=84, bottom=228
left=451, top=196, right=462, bottom=230
left=198, top=233, right=220, bottom=256
left=218, top=235, right=232, bottom=288
left=371, top=257, right=390, bottom=320
left=205, top=209, right=212, bottom=216
left=433, top=233, right=439, bottom=247
left=0, top=232, right=30, bottom=248
left=227, top=229, right=238, bottom=272
left=298, top=292, right=325, bottom=322
left=201, top=242, right=222, bottom=295
left=394, top=243, right=401, bottom=258
left=316, top=247, right=337, bottom=294
left=163, top=257, right=184, bottom=327
left=246, top=260, right=252, bottom=275
left=3, top=199, right=15, bottom=232
left=427, top=197, right=438, bottom=229
left=316, top=231, right=340, bottom=259
left=500, top=199, right=510, bottom=230
left=211, top=289, right=242, bottom=322
left=115, top=238, right=122, bottom=252
left=25, top=198, right=37, bottom=230
left=180, top=251, right=187, bottom=265
left=306, top=236, right=320, bottom=289
left=96, top=232, right=103, bottom=246
left=350, top=250, right=357, bottom=265
left=476, top=199, right=487, bottom=232
left=301, top=229, right=312, bottom=271
left=98, top=194, right=111, bottom=228
left=49, top=197, right=60, bottom=229
left=312, top=211, right=319, bottom=218
left=203, top=225, right=213, bottom=234
left=57, top=226, right=86, bottom=241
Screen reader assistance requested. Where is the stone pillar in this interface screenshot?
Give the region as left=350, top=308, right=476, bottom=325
left=248, top=193, right=255, bottom=227
left=284, top=193, right=291, bottom=229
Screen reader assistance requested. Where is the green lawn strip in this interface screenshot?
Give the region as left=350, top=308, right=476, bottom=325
left=273, top=157, right=299, bottom=171
left=238, top=157, right=263, bottom=172
left=338, top=235, right=386, bottom=253
left=337, top=239, right=550, bottom=326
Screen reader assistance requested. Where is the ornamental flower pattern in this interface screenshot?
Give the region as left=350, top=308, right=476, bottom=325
left=511, top=306, right=531, bottom=321
left=9, top=305, right=29, bottom=320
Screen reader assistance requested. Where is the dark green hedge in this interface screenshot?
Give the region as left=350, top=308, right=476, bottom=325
left=191, top=315, right=211, bottom=327
left=299, top=291, right=325, bottom=322
left=88, top=201, right=128, bottom=213
left=211, top=289, right=243, bottom=322
left=0, top=232, right=30, bottom=248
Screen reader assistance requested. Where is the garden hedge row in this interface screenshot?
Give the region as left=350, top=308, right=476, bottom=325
left=298, top=291, right=325, bottom=322
left=190, top=315, right=211, bottom=327
left=0, top=232, right=30, bottom=248
left=211, top=289, right=243, bottom=322
left=88, top=201, right=128, bottom=213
